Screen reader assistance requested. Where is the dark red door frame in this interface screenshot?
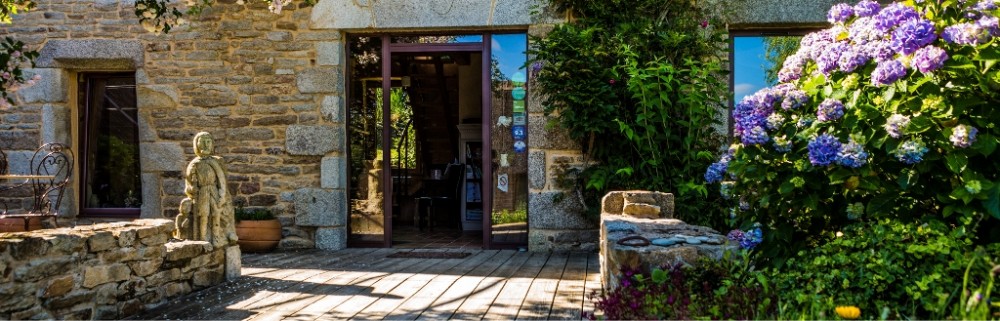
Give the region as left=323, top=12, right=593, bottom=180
left=356, top=32, right=522, bottom=249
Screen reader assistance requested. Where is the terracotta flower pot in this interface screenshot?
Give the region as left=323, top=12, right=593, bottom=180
left=0, top=217, right=43, bottom=233
left=236, top=219, right=281, bottom=252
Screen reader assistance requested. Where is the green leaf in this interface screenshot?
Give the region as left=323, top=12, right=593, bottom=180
left=984, top=185, right=1000, bottom=219
left=651, top=268, right=668, bottom=284
left=883, top=85, right=896, bottom=103
left=898, top=169, right=918, bottom=190
left=906, top=116, right=935, bottom=134
left=974, top=134, right=997, bottom=156
left=945, top=153, right=969, bottom=174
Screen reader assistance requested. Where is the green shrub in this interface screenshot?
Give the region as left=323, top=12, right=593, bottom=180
left=529, top=0, right=731, bottom=225
left=234, top=207, right=275, bottom=221
left=768, top=219, right=997, bottom=319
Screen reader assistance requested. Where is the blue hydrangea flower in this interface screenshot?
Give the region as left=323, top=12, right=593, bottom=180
left=890, top=19, right=937, bottom=55
left=817, top=98, right=845, bottom=122
left=808, top=134, right=842, bottom=166
left=950, top=124, right=978, bottom=148
left=894, top=139, right=929, bottom=164
left=836, top=140, right=869, bottom=168
left=839, top=48, right=870, bottom=72
left=974, top=0, right=998, bottom=12
left=943, top=23, right=987, bottom=45
left=854, top=0, right=881, bottom=17
left=739, top=198, right=750, bottom=211
left=739, top=228, right=763, bottom=249
left=782, top=90, right=809, bottom=110
left=828, top=3, right=855, bottom=23
left=796, top=115, right=815, bottom=128
left=704, top=161, right=728, bottom=183
left=744, top=126, right=770, bottom=145
left=912, top=45, right=949, bottom=73
left=885, top=114, right=910, bottom=138
left=874, top=3, right=920, bottom=32
left=872, top=59, right=907, bottom=86
left=773, top=135, right=793, bottom=153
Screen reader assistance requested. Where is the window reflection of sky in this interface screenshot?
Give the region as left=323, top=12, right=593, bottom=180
left=733, top=37, right=770, bottom=102
left=453, top=34, right=527, bottom=81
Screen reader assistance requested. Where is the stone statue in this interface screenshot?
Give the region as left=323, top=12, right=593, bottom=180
left=174, top=132, right=238, bottom=248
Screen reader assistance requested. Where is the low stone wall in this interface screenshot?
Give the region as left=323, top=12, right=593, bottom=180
left=0, top=219, right=240, bottom=320
left=599, top=191, right=732, bottom=290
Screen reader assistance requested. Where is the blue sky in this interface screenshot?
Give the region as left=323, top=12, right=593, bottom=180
left=733, top=37, right=770, bottom=102
left=491, top=34, right=528, bottom=81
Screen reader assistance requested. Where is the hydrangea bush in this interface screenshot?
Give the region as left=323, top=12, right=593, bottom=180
left=0, top=37, right=38, bottom=109
left=709, top=0, right=1000, bottom=259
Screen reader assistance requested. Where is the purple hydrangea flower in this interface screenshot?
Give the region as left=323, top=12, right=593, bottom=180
left=828, top=3, right=855, bottom=23
left=808, top=134, right=842, bottom=166
left=874, top=3, right=921, bottom=32
left=979, top=16, right=1000, bottom=36
left=779, top=53, right=807, bottom=83
left=817, top=98, right=846, bottom=122
left=894, top=139, right=929, bottom=164
left=766, top=113, right=786, bottom=130
left=950, top=124, right=978, bottom=148
left=872, top=60, right=907, bottom=87
left=839, top=48, right=870, bottom=72
left=727, top=229, right=745, bottom=241
left=849, top=17, right=883, bottom=45
left=836, top=140, right=869, bottom=168
left=943, top=23, right=987, bottom=45
left=890, top=19, right=937, bottom=55
left=974, top=0, right=997, bottom=12
left=865, top=41, right=897, bottom=62
left=885, top=114, right=910, bottom=138
left=817, top=42, right=850, bottom=74
left=854, top=0, right=881, bottom=17
left=912, top=46, right=948, bottom=73
left=782, top=90, right=809, bottom=110
left=705, top=161, right=728, bottom=183
left=744, top=126, right=770, bottom=145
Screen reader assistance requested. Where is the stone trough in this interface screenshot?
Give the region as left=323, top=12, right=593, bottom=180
left=599, top=191, right=733, bottom=290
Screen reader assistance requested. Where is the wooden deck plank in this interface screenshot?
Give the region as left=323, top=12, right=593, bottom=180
left=481, top=252, right=550, bottom=320
left=449, top=251, right=535, bottom=320
left=581, top=252, right=602, bottom=319
left=316, top=250, right=453, bottom=320
left=548, top=252, right=589, bottom=320
left=414, top=250, right=518, bottom=320
left=515, top=252, right=569, bottom=320
left=154, top=249, right=383, bottom=320
left=243, top=248, right=414, bottom=321
left=200, top=249, right=393, bottom=320
left=351, top=250, right=479, bottom=320
left=383, top=250, right=501, bottom=320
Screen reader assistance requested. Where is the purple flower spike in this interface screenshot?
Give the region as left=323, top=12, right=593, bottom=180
left=912, top=46, right=948, bottom=73
left=817, top=98, right=845, bottom=122
left=890, top=19, right=937, bottom=55
left=808, top=134, right=842, bottom=166
left=828, top=3, right=855, bottom=23
left=872, top=60, right=907, bottom=87
left=854, top=0, right=881, bottom=17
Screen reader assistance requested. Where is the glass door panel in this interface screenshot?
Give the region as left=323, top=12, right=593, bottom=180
left=489, top=33, right=529, bottom=246
left=348, top=36, right=387, bottom=245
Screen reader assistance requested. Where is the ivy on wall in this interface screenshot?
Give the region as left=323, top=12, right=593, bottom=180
left=528, top=0, right=732, bottom=224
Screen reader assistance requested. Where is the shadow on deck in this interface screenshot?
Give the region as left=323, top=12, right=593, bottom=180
left=133, top=248, right=601, bottom=320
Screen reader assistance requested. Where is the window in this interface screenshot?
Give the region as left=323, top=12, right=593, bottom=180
left=730, top=31, right=807, bottom=133
left=79, top=73, right=141, bottom=217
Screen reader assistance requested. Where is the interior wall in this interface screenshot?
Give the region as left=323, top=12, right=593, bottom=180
left=458, top=53, right=482, bottom=123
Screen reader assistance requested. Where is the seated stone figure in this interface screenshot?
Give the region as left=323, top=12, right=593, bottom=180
left=174, top=132, right=238, bottom=248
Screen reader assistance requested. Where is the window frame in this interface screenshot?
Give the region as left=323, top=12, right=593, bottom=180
left=728, top=29, right=817, bottom=137
left=78, top=72, right=142, bottom=218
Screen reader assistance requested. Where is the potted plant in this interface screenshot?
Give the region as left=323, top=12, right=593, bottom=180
left=234, top=206, right=281, bottom=252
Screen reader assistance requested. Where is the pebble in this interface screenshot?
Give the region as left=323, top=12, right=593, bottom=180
left=651, top=238, right=679, bottom=247
left=686, top=238, right=702, bottom=244
left=605, top=221, right=638, bottom=233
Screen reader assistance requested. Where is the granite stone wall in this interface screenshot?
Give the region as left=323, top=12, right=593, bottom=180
left=0, top=219, right=239, bottom=320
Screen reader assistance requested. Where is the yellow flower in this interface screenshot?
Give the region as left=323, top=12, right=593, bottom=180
left=835, top=306, right=861, bottom=320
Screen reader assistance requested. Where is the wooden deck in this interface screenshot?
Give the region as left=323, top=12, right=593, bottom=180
left=135, top=248, right=601, bottom=320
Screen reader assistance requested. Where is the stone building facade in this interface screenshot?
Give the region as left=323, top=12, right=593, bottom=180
left=0, top=0, right=838, bottom=251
